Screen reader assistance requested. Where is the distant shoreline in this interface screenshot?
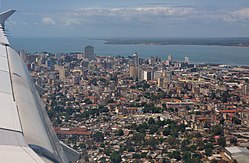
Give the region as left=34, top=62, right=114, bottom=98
left=102, top=37, right=249, bottom=47
left=104, top=42, right=249, bottom=48
left=9, top=37, right=249, bottom=66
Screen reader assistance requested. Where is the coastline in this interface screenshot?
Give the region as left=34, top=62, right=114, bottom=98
left=104, top=42, right=249, bottom=48
left=9, top=37, right=249, bottom=66
left=99, top=37, right=249, bottom=47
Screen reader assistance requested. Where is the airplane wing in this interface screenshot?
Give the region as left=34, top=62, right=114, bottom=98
left=0, top=10, right=79, bottom=163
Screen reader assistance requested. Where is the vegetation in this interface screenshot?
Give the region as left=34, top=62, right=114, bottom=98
left=93, top=131, right=104, bottom=142
left=110, top=151, right=122, bottom=163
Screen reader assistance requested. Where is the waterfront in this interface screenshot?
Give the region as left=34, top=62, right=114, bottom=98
left=10, top=37, right=249, bottom=66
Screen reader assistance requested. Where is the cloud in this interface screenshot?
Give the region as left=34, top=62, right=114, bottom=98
left=233, top=8, right=249, bottom=19
left=74, top=7, right=196, bottom=18
left=58, top=7, right=197, bottom=26
left=225, top=7, right=249, bottom=22
left=42, top=17, right=56, bottom=26
left=64, top=19, right=81, bottom=26
left=136, top=3, right=178, bottom=7
left=32, top=7, right=197, bottom=28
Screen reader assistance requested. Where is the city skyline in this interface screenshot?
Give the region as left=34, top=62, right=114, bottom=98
left=2, top=0, right=249, bottom=38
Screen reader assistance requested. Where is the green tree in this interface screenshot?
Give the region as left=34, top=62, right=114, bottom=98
left=117, top=129, right=124, bottom=136
left=100, top=157, right=107, bottom=163
left=93, top=131, right=104, bottom=142
left=221, top=91, right=230, bottom=103
left=143, top=104, right=162, bottom=113
left=131, top=133, right=145, bottom=145
left=136, top=123, right=148, bottom=133
left=182, top=151, right=191, bottom=161
left=79, top=143, right=86, bottom=149
left=233, top=117, right=241, bottom=125
left=218, top=136, right=226, bottom=147
left=146, top=137, right=159, bottom=149
left=104, top=148, right=111, bottom=156
left=133, top=153, right=141, bottom=159
left=204, top=143, right=214, bottom=151
left=230, top=137, right=237, bottom=145
left=212, top=125, right=224, bottom=136
left=172, top=150, right=181, bottom=161
left=99, top=78, right=107, bottom=83
left=127, top=146, right=135, bottom=152
left=148, top=117, right=156, bottom=124
left=84, top=98, right=92, bottom=104
left=110, top=151, right=121, bottom=163
left=181, top=139, right=190, bottom=151
left=148, top=124, right=159, bottom=134
left=162, top=158, right=170, bottom=163
left=205, top=148, right=213, bottom=156
left=162, top=127, right=171, bottom=136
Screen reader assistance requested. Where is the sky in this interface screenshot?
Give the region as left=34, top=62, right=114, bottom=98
left=1, top=0, right=249, bottom=38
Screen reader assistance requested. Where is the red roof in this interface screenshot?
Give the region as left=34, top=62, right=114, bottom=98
left=87, top=96, right=95, bottom=99
left=214, top=135, right=220, bottom=139
left=161, top=98, right=171, bottom=102
left=127, top=107, right=138, bottom=111
left=220, top=109, right=241, bottom=113
left=55, top=128, right=91, bottom=135
left=197, top=117, right=211, bottom=121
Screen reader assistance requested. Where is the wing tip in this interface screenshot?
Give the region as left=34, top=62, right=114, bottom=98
left=0, top=9, right=16, bottom=28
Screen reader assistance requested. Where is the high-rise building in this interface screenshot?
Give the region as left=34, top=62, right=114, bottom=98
left=129, top=53, right=140, bottom=80
left=162, top=70, right=172, bottom=82
left=185, top=57, right=189, bottom=64
left=168, top=54, right=173, bottom=62
left=46, top=59, right=52, bottom=70
left=158, top=77, right=164, bottom=88
left=149, top=56, right=161, bottom=64
left=129, top=65, right=138, bottom=80
left=154, top=71, right=162, bottom=80
left=243, top=84, right=249, bottom=95
left=84, top=45, right=95, bottom=60
left=77, top=53, right=84, bottom=60
left=59, top=67, right=66, bottom=81
left=143, top=70, right=154, bottom=81
left=132, top=53, right=139, bottom=66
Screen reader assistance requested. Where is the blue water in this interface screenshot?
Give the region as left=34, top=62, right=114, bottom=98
left=9, top=37, right=249, bottom=65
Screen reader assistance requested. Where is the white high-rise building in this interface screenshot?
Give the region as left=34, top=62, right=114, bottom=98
left=168, top=54, right=173, bottom=62
left=185, top=57, right=189, bottom=64
left=143, top=70, right=154, bottom=81
left=132, top=53, right=139, bottom=66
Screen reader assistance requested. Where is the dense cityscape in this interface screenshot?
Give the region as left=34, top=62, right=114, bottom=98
left=19, top=45, right=249, bottom=163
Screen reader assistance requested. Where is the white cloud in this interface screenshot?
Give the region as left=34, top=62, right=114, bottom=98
left=57, top=7, right=197, bottom=25
left=42, top=17, right=56, bottom=26
left=74, top=7, right=196, bottom=18
left=233, top=8, right=249, bottom=19
left=225, top=7, right=249, bottom=22
left=64, top=19, right=81, bottom=26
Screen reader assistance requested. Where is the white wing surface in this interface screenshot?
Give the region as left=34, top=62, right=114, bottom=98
left=0, top=10, right=79, bottom=163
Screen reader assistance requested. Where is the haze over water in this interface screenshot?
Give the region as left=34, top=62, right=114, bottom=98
left=9, top=37, right=249, bottom=66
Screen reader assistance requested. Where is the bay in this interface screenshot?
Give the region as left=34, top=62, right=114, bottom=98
left=9, top=37, right=249, bottom=66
